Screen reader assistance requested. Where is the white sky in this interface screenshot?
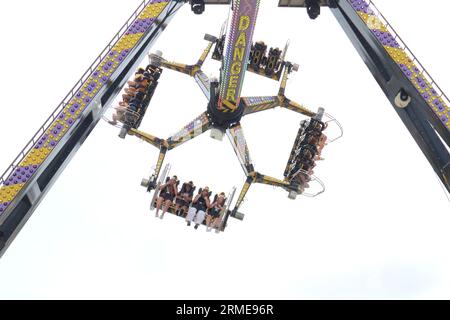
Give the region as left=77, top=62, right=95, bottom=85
left=0, top=0, right=449, bottom=299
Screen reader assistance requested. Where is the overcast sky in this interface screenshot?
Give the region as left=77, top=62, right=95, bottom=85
left=0, top=0, right=449, bottom=299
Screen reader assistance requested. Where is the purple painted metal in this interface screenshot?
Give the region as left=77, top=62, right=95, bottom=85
left=218, top=0, right=261, bottom=112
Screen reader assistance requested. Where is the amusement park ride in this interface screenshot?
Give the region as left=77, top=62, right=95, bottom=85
left=0, top=0, right=449, bottom=257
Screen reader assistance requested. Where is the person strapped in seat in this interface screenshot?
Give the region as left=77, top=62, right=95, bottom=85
left=128, top=71, right=152, bottom=114
left=146, top=64, right=162, bottom=81
left=109, top=68, right=147, bottom=126
left=186, top=187, right=211, bottom=230
left=293, top=163, right=315, bottom=188
left=206, top=192, right=226, bottom=232
left=301, top=131, right=327, bottom=160
left=299, top=119, right=328, bottom=160
left=155, top=175, right=179, bottom=220
left=174, top=181, right=195, bottom=217
left=294, top=143, right=317, bottom=162
left=308, top=118, right=327, bottom=133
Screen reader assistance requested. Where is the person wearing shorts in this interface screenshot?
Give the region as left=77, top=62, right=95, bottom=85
left=206, top=192, right=225, bottom=232
left=155, top=175, right=178, bottom=219
left=128, top=84, right=146, bottom=113
left=186, top=187, right=211, bottom=229
left=316, top=133, right=327, bottom=160
left=174, top=181, right=194, bottom=217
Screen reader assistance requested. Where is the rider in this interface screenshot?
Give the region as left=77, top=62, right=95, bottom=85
left=146, top=64, right=161, bottom=81
left=174, top=181, right=195, bottom=217
left=109, top=68, right=151, bottom=127
left=128, top=74, right=151, bottom=114
left=186, top=187, right=211, bottom=229
left=308, top=119, right=327, bottom=133
left=108, top=101, right=129, bottom=126
left=206, top=192, right=226, bottom=232
left=155, top=175, right=178, bottom=219
left=316, top=133, right=327, bottom=159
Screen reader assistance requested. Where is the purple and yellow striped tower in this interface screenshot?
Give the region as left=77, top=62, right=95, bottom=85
left=348, top=0, right=449, bottom=131
left=0, top=0, right=186, bottom=257
left=0, top=0, right=173, bottom=218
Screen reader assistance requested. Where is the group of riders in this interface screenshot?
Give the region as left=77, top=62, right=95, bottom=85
left=109, top=59, right=329, bottom=228
left=109, top=64, right=162, bottom=127
left=108, top=65, right=227, bottom=232
left=155, top=176, right=227, bottom=232
left=288, top=118, right=328, bottom=190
